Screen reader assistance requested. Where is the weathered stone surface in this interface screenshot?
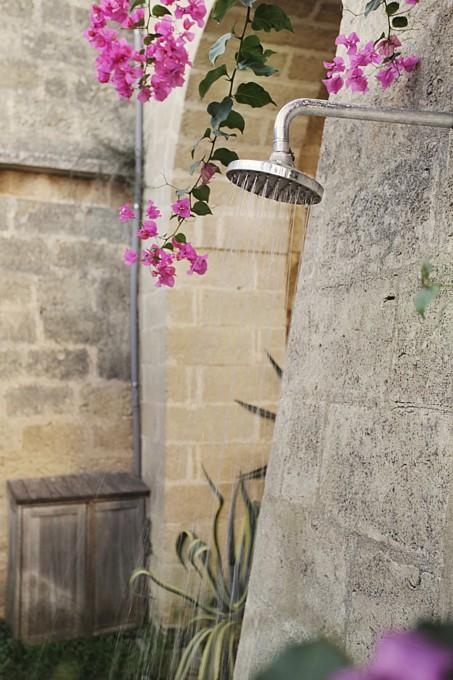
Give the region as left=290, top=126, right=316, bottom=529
left=38, top=276, right=103, bottom=344
left=236, top=2, right=453, bottom=675
left=80, top=382, right=131, bottom=418
left=26, top=349, right=90, bottom=380
left=6, top=385, right=73, bottom=417
left=0, top=0, right=134, bottom=174
left=0, top=350, right=23, bottom=378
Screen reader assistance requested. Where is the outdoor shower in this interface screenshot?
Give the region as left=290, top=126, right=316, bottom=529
left=226, top=98, right=453, bottom=206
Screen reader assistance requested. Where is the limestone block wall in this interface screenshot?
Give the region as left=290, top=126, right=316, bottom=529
left=235, top=1, right=453, bottom=676
left=0, top=0, right=135, bottom=615
left=140, top=0, right=341, bottom=617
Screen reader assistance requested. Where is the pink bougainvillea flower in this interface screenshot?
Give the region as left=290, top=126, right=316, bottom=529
left=137, top=87, right=151, bottom=103
left=175, top=0, right=207, bottom=28
left=171, top=197, right=191, bottom=218
left=322, top=75, right=344, bottom=95
left=370, top=632, right=453, bottom=680
left=122, top=7, right=144, bottom=28
left=200, top=162, right=219, bottom=185
left=404, top=0, right=419, bottom=4
left=145, top=200, right=162, bottom=219
left=349, top=41, right=381, bottom=68
left=188, top=253, right=208, bottom=276
left=123, top=248, right=138, bottom=265
left=345, top=68, right=368, bottom=93
left=137, top=220, right=158, bottom=240
left=377, top=35, right=401, bottom=58
left=376, top=63, right=399, bottom=89
left=332, top=631, right=453, bottom=680
left=397, top=54, right=419, bottom=72
left=119, top=203, right=136, bottom=221
left=335, top=32, right=360, bottom=54
left=323, top=56, right=345, bottom=73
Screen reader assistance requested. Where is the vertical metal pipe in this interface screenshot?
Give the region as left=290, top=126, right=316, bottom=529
left=131, top=29, right=143, bottom=478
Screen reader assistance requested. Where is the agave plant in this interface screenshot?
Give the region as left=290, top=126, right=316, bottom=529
left=235, top=351, right=283, bottom=422
left=131, top=466, right=266, bottom=680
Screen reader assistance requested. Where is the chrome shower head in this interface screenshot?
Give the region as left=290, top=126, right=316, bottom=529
left=226, top=159, right=324, bottom=206
left=226, top=98, right=453, bottom=206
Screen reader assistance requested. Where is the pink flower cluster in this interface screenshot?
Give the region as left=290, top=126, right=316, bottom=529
left=84, top=0, right=207, bottom=102
left=323, top=30, right=419, bottom=95
left=120, top=200, right=208, bottom=287
left=332, top=631, right=453, bottom=680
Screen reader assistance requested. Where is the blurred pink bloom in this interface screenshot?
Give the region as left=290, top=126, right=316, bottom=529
left=377, top=35, right=401, bottom=58
left=346, top=68, right=368, bottom=93
left=119, top=203, right=136, bottom=221
left=123, top=248, right=138, bottom=265
left=171, top=197, right=191, bottom=218
left=323, top=75, right=344, bottom=95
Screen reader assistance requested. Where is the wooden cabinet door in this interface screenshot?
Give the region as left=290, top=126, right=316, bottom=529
left=21, top=503, right=87, bottom=642
left=91, top=499, right=146, bottom=634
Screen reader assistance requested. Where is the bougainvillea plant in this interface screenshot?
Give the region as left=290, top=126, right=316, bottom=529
left=85, top=0, right=421, bottom=288
left=85, top=0, right=293, bottom=286
left=323, top=0, right=420, bottom=95
left=256, top=622, right=453, bottom=680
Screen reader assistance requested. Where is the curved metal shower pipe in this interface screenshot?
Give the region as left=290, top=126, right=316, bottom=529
left=271, top=98, right=453, bottom=162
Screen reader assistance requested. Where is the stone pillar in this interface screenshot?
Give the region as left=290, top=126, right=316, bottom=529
left=235, top=1, right=453, bottom=676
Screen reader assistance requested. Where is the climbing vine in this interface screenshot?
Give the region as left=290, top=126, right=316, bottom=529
left=323, top=0, right=419, bottom=94
left=85, top=0, right=421, bottom=288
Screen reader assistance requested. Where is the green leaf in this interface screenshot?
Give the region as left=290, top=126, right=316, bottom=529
left=209, top=32, right=232, bottom=64
left=191, top=127, right=211, bottom=158
left=238, top=60, right=277, bottom=76
left=207, top=96, right=233, bottom=129
left=192, top=185, right=211, bottom=202
left=415, top=285, right=440, bottom=318
left=392, top=15, right=408, bottom=27
left=364, top=0, right=382, bottom=17
left=152, top=3, right=171, bottom=16
left=130, top=0, right=145, bottom=9
left=220, top=109, right=245, bottom=133
left=386, top=2, right=399, bottom=15
left=192, top=201, right=212, bottom=216
left=212, top=0, right=237, bottom=22
left=211, top=147, right=239, bottom=167
left=255, top=641, right=350, bottom=680
left=199, top=64, right=229, bottom=99
left=235, top=82, right=276, bottom=108
left=174, top=232, right=187, bottom=243
left=162, top=242, right=174, bottom=250
left=251, top=3, right=293, bottom=32
left=190, top=159, right=202, bottom=175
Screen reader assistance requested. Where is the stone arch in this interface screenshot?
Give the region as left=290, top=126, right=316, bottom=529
left=140, top=0, right=343, bottom=620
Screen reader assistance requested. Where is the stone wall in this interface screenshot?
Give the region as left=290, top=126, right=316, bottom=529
left=140, top=0, right=340, bottom=618
left=0, top=0, right=135, bottom=614
left=235, top=0, right=453, bottom=676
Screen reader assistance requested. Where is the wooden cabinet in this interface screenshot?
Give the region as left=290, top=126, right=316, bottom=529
left=6, top=473, right=149, bottom=643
